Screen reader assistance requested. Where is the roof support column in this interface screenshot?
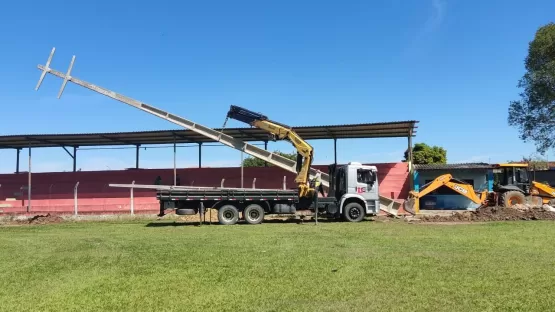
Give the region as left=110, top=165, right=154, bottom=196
left=135, top=144, right=140, bottom=169
left=198, top=143, right=202, bottom=168
left=62, top=146, right=77, bottom=172
left=16, top=148, right=21, bottom=174
left=264, top=140, right=268, bottom=167
left=73, top=147, right=77, bottom=172
left=333, top=138, right=337, bottom=165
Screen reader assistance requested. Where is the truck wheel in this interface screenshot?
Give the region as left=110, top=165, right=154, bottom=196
left=499, top=191, right=526, bottom=207
left=343, top=202, right=365, bottom=222
left=218, top=205, right=239, bottom=225
left=244, top=204, right=265, bottom=224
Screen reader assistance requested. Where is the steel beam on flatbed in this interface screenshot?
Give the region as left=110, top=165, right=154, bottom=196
left=35, top=47, right=403, bottom=216
left=109, top=183, right=297, bottom=193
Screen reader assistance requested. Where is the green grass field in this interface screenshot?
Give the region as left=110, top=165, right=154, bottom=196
left=1, top=219, right=554, bottom=311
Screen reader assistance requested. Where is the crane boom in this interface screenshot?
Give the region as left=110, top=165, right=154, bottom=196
left=34, top=47, right=403, bottom=216
left=226, top=105, right=315, bottom=197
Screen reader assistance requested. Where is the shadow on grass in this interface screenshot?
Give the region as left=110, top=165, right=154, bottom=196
left=145, top=218, right=343, bottom=227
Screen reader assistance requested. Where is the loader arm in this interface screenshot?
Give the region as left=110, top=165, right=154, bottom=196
left=226, top=105, right=314, bottom=197
left=405, top=174, right=488, bottom=213
left=531, top=181, right=555, bottom=199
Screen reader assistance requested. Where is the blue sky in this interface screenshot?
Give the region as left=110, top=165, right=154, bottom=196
left=0, top=0, right=554, bottom=173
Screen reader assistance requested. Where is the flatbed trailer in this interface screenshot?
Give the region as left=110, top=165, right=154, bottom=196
left=109, top=183, right=338, bottom=222
left=120, top=185, right=372, bottom=224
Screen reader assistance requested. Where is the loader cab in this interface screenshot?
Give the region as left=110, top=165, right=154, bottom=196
left=493, top=163, right=530, bottom=193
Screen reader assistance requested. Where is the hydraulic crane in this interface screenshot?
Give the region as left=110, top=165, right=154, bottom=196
left=225, top=105, right=315, bottom=198
left=34, top=47, right=404, bottom=216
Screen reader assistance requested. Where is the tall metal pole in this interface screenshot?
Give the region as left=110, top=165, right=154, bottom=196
left=34, top=49, right=327, bottom=187
left=27, top=145, right=31, bottom=212
left=173, top=136, right=177, bottom=185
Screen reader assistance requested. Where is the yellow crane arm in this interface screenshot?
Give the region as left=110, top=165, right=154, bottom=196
left=250, top=119, right=313, bottom=184
left=225, top=105, right=315, bottom=197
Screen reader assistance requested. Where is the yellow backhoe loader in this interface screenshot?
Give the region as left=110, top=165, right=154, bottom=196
left=404, top=174, right=489, bottom=213
left=405, top=163, right=555, bottom=213
left=492, top=163, right=555, bottom=206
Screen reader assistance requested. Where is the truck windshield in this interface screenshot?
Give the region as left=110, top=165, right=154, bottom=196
left=357, top=169, right=375, bottom=184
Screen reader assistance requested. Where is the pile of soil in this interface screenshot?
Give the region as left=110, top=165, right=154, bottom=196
left=420, top=206, right=555, bottom=222
left=24, top=213, right=65, bottom=225
left=173, top=208, right=220, bottom=223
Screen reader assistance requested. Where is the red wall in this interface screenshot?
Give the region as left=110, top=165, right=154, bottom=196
left=0, top=162, right=408, bottom=215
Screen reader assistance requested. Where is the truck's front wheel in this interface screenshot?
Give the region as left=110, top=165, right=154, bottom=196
left=343, top=202, right=365, bottom=222
left=244, top=204, right=264, bottom=224
left=218, top=205, right=239, bottom=225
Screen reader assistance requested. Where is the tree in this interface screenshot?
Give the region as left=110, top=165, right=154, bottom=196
left=242, top=150, right=297, bottom=167
left=508, top=153, right=550, bottom=171
left=403, top=143, right=447, bottom=164
left=508, top=23, right=555, bottom=154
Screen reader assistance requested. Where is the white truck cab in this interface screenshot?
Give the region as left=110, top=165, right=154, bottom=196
left=325, top=162, right=380, bottom=222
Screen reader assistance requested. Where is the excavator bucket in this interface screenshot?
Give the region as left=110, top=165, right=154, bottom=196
left=403, top=197, right=417, bottom=215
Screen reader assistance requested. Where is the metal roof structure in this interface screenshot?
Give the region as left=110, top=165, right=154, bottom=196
left=414, top=162, right=493, bottom=170
left=0, top=120, right=418, bottom=149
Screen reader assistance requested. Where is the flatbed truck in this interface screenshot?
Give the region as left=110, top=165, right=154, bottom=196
left=112, top=162, right=381, bottom=224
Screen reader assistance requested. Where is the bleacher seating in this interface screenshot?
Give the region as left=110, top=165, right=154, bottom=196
left=0, top=162, right=409, bottom=215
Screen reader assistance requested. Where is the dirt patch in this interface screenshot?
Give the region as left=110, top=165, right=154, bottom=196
left=25, top=214, right=65, bottom=225
left=0, top=213, right=66, bottom=226
left=419, top=206, right=555, bottom=223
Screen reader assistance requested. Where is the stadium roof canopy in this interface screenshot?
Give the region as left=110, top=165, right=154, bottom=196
left=0, top=120, right=418, bottom=149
